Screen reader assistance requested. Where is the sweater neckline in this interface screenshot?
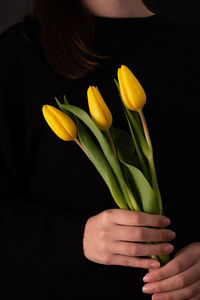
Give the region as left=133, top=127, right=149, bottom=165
left=92, top=13, right=173, bottom=55
left=92, top=13, right=174, bottom=38
left=92, top=13, right=163, bottom=24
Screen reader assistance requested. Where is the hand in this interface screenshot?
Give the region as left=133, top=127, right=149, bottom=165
left=83, top=209, right=175, bottom=269
left=142, top=242, right=200, bottom=300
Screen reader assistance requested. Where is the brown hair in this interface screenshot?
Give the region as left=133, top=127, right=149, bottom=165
left=33, top=0, right=105, bottom=80
left=29, top=0, right=179, bottom=80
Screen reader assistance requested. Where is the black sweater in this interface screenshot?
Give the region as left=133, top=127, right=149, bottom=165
left=0, top=14, right=199, bottom=299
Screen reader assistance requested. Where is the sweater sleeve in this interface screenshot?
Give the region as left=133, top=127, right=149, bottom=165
left=0, top=24, right=92, bottom=276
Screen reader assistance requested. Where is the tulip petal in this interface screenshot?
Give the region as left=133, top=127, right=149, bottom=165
left=94, top=87, right=113, bottom=127
left=118, top=68, right=136, bottom=110
left=118, top=65, right=146, bottom=111
left=88, top=86, right=112, bottom=131
left=121, top=65, right=146, bottom=111
left=42, top=105, right=77, bottom=141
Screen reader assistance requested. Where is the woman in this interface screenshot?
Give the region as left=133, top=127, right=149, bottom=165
left=0, top=0, right=199, bottom=299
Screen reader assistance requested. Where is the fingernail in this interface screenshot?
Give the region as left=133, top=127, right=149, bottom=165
left=163, top=244, right=174, bottom=253
left=168, top=231, right=176, bottom=239
left=142, top=285, right=153, bottom=293
left=150, top=261, right=160, bottom=268
left=162, top=217, right=171, bottom=226
left=143, top=273, right=152, bottom=282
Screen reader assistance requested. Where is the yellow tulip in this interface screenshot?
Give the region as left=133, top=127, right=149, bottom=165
left=118, top=65, right=146, bottom=111
left=42, top=105, right=77, bottom=141
left=87, top=86, right=113, bottom=131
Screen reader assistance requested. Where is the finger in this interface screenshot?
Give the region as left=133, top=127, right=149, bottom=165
left=107, top=209, right=171, bottom=227
left=151, top=278, right=200, bottom=300
left=113, top=241, right=174, bottom=257
left=110, top=254, right=160, bottom=269
left=143, top=246, right=197, bottom=283
left=174, top=243, right=200, bottom=260
left=143, top=260, right=200, bottom=294
left=115, top=225, right=176, bottom=242
left=187, top=295, right=200, bottom=300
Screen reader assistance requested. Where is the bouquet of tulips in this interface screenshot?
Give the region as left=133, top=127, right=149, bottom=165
left=42, top=65, right=169, bottom=266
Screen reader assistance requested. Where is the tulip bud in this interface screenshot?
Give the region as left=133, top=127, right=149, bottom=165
left=118, top=65, right=146, bottom=111
left=87, top=86, right=113, bottom=131
left=42, top=105, right=77, bottom=141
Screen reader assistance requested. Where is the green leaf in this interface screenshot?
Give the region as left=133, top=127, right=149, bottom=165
left=56, top=97, right=128, bottom=209
left=63, top=95, right=69, bottom=105
left=55, top=97, right=63, bottom=111
left=114, top=78, right=151, bottom=160
left=61, top=103, right=140, bottom=211
left=55, top=97, right=76, bottom=122
left=77, top=120, right=128, bottom=209
left=110, top=127, right=140, bottom=169
left=119, top=158, right=160, bottom=214
left=124, top=106, right=151, bottom=160
left=131, top=110, right=143, bottom=132
left=110, top=127, right=134, bottom=153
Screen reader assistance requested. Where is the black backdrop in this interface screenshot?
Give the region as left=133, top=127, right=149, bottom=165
left=0, top=0, right=33, bottom=34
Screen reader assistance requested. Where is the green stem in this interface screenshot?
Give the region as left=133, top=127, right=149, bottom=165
left=105, top=130, right=140, bottom=211
left=105, top=129, right=117, bottom=157
left=114, top=79, right=149, bottom=179
left=75, top=139, right=91, bottom=160
left=79, top=133, right=135, bottom=211
left=138, top=109, right=163, bottom=214
left=123, top=107, right=149, bottom=180
left=63, top=103, right=140, bottom=212
left=75, top=138, right=128, bottom=210
left=149, top=156, right=163, bottom=215
left=126, top=186, right=141, bottom=212
left=150, top=254, right=169, bottom=266
left=138, top=109, right=153, bottom=154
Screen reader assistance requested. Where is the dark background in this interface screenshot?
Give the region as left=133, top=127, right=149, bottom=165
left=0, top=0, right=33, bottom=34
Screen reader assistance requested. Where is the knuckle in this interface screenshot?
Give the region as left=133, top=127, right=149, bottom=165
left=122, top=243, right=138, bottom=256
left=151, top=244, right=160, bottom=255
left=159, top=244, right=168, bottom=254
left=130, top=244, right=139, bottom=256
left=173, top=261, right=183, bottom=273
left=153, top=270, right=162, bottom=281
left=153, top=284, right=162, bottom=293
left=193, top=242, right=200, bottom=256
left=107, top=255, right=115, bottom=266
left=161, top=230, right=171, bottom=241
left=158, top=215, right=165, bottom=226
left=102, top=209, right=112, bottom=223
left=123, top=244, right=132, bottom=256
left=117, top=256, right=145, bottom=268
left=132, top=212, right=143, bottom=225
left=99, top=229, right=108, bottom=240
left=135, top=228, right=146, bottom=240
left=124, top=257, right=152, bottom=269
left=103, top=254, right=111, bottom=265
left=124, top=257, right=134, bottom=267
left=185, top=287, right=194, bottom=298
left=141, top=259, right=154, bottom=269
left=101, top=252, right=112, bottom=265
left=161, top=230, right=168, bottom=241
left=99, top=239, right=108, bottom=253
left=177, top=275, right=186, bottom=288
